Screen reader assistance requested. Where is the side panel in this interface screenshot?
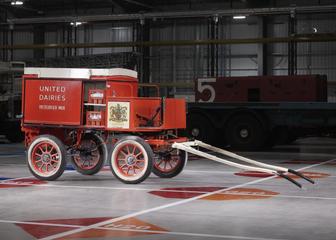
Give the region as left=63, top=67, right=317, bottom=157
left=24, top=79, right=82, bottom=125
left=195, top=75, right=327, bottom=103
left=164, top=98, right=186, bottom=129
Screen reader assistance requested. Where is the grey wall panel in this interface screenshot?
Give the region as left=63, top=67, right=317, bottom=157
left=13, top=31, right=33, bottom=60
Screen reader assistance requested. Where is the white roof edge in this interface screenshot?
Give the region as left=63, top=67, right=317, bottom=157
left=24, top=67, right=137, bottom=79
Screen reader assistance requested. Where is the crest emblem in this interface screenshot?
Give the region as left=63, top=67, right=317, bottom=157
left=109, top=103, right=128, bottom=123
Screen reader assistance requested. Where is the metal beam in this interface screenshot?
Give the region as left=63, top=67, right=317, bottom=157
left=6, top=5, right=336, bottom=25
left=120, top=0, right=153, bottom=9
left=1, top=34, right=336, bottom=50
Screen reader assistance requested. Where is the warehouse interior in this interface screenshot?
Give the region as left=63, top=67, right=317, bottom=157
left=1, top=0, right=336, bottom=239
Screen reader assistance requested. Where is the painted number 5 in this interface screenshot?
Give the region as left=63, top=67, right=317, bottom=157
left=197, top=78, right=216, bottom=102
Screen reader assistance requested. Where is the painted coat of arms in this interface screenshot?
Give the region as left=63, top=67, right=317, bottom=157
left=107, top=102, right=130, bottom=128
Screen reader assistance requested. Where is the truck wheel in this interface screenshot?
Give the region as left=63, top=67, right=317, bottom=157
left=187, top=114, right=216, bottom=144
left=27, top=135, right=66, bottom=181
left=225, top=114, right=266, bottom=150
left=71, top=133, right=107, bottom=175
left=152, top=150, right=187, bottom=178
left=110, top=136, right=153, bottom=184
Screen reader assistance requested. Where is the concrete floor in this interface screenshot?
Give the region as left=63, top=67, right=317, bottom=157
left=0, top=136, right=335, bottom=240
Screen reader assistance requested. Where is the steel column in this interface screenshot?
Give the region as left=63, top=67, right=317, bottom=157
left=257, top=16, right=268, bottom=75
left=288, top=10, right=297, bottom=75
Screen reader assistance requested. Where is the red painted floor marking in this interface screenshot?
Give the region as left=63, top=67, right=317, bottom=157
left=0, top=179, right=47, bottom=189
left=16, top=224, right=75, bottom=239
left=149, top=186, right=279, bottom=201
left=16, top=217, right=167, bottom=239
left=235, top=171, right=330, bottom=179
left=63, top=217, right=167, bottom=239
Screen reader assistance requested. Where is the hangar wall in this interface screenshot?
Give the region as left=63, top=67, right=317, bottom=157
left=3, top=12, right=336, bottom=99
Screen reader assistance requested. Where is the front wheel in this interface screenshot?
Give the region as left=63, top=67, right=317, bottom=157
left=109, top=136, right=153, bottom=184
left=27, top=135, right=66, bottom=181
left=152, top=149, right=187, bottom=178
left=70, top=133, right=107, bottom=175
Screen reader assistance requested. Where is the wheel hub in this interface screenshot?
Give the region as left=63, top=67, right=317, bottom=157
left=42, top=154, right=51, bottom=163
left=240, top=129, right=249, bottom=138
left=127, top=155, right=136, bottom=165
left=191, top=128, right=200, bottom=137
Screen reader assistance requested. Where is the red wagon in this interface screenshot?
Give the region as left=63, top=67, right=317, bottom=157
left=21, top=67, right=314, bottom=187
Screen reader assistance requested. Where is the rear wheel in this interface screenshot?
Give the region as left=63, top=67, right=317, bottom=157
left=71, top=133, right=107, bottom=175
left=225, top=114, right=266, bottom=150
left=187, top=114, right=216, bottom=144
left=152, top=149, right=187, bottom=178
left=110, top=136, right=153, bottom=184
left=27, top=135, right=66, bottom=181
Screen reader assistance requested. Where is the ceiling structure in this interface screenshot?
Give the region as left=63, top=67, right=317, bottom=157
left=0, top=0, right=333, bottom=20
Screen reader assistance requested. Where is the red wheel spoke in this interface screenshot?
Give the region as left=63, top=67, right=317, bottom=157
left=156, top=159, right=164, bottom=166
left=44, top=143, right=49, bottom=152
left=168, top=160, right=173, bottom=169
left=47, top=163, right=52, bottom=170
left=51, top=159, right=59, bottom=164
left=126, top=146, right=131, bottom=154
left=134, top=164, right=143, bottom=170
left=48, top=145, right=55, bottom=154
left=38, top=146, right=44, bottom=153
left=120, top=150, right=128, bottom=157
left=135, top=152, right=143, bottom=158
left=164, top=161, right=167, bottom=170
left=38, top=163, right=44, bottom=171
left=120, top=164, right=128, bottom=168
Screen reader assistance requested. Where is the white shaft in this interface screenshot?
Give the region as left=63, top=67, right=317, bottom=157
left=194, top=140, right=288, bottom=172
left=172, top=142, right=277, bottom=175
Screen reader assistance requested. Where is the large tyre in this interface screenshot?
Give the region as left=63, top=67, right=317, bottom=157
left=27, top=135, right=66, bottom=181
left=109, top=136, right=153, bottom=184
left=187, top=114, right=216, bottom=144
left=152, top=149, right=187, bottom=178
left=225, top=114, right=267, bottom=150
left=70, top=133, right=107, bottom=175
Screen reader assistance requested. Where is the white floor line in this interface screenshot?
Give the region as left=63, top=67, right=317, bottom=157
left=0, top=154, right=24, bottom=158
left=39, top=158, right=336, bottom=240
left=0, top=219, right=286, bottom=240
left=0, top=175, right=33, bottom=183
left=183, top=169, right=237, bottom=174
left=2, top=181, right=336, bottom=201
left=0, top=169, right=75, bottom=183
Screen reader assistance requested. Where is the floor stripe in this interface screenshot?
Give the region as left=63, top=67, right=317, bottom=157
left=0, top=154, right=25, bottom=158
left=39, top=158, right=336, bottom=240
left=0, top=219, right=286, bottom=240
left=1, top=181, right=336, bottom=201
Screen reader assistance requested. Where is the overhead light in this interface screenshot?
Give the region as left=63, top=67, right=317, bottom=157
left=70, top=21, right=84, bottom=27
left=233, top=15, right=246, bottom=20
left=11, top=1, right=24, bottom=5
